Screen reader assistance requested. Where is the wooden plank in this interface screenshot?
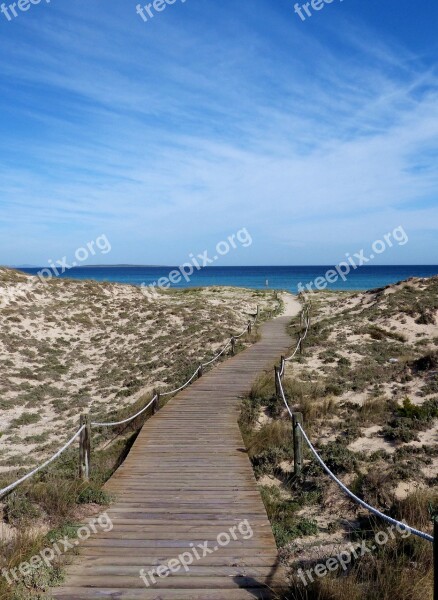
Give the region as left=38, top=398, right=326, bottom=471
left=52, top=587, right=283, bottom=599
left=56, top=574, right=285, bottom=589
left=66, top=566, right=279, bottom=577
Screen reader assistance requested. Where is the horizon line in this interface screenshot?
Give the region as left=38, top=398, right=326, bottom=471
left=10, top=264, right=438, bottom=269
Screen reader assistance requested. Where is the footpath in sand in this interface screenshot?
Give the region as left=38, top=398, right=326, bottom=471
left=280, top=292, right=301, bottom=318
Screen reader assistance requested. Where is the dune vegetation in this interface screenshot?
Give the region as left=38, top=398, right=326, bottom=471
left=240, top=276, right=438, bottom=600
left=0, top=268, right=282, bottom=600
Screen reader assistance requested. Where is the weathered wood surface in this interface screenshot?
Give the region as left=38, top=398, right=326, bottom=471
left=52, top=316, right=292, bottom=600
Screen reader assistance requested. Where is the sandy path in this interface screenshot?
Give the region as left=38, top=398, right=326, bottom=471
left=280, top=292, right=301, bottom=317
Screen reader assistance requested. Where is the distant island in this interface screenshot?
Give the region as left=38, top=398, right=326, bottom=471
left=13, top=264, right=172, bottom=269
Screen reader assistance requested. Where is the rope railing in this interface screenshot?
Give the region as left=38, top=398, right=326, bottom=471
left=277, top=374, right=293, bottom=418
left=161, top=367, right=202, bottom=397
left=297, top=423, right=433, bottom=542
left=284, top=304, right=310, bottom=362
left=202, top=339, right=232, bottom=368
left=91, top=395, right=158, bottom=427
left=276, top=303, right=311, bottom=388
left=234, top=327, right=248, bottom=340
left=0, top=426, right=85, bottom=499
left=274, top=307, right=434, bottom=545
left=201, top=316, right=256, bottom=369
left=0, top=305, right=261, bottom=498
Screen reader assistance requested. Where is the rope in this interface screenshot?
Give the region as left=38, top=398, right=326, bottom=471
left=277, top=372, right=293, bottom=418
left=161, top=367, right=201, bottom=397
left=201, top=313, right=255, bottom=368
left=298, top=424, right=433, bottom=543
left=159, top=311, right=255, bottom=387
left=276, top=340, right=433, bottom=543
left=302, top=323, right=308, bottom=341
left=0, top=426, right=85, bottom=499
left=202, top=339, right=232, bottom=367
left=285, top=338, right=302, bottom=362
left=302, top=311, right=310, bottom=340
left=285, top=306, right=310, bottom=362
left=91, top=395, right=157, bottom=427
left=279, top=361, right=285, bottom=378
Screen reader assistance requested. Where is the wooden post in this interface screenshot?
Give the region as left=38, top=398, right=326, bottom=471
left=152, top=390, right=160, bottom=415
left=299, top=336, right=303, bottom=355
left=274, top=366, right=280, bottom=399
left=231, top=337, right=236, bottom=356
left=293, top=412, right=303, bottom=476
left=198, top=364, right=203, bottom=378
left=434, top=517, right=438, bottom=600
left=256, top=305, right=260, bottom=320
left=247, top=320, right=252, bottom=335
left=79, top=414, right=91, bottom=481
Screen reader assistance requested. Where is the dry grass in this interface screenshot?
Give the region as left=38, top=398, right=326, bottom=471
left=295, top=395, right=336, bottom=424
left=286, top=489, right=434, bottom=600
left=250, top=370, right=276, bottom=402
left=357, top=396, right=390, bottom=424
left=0, top=270, right=283, bottom=599
left=247, top=421, right=292, bottom=458
left=239, top=278, right=437, bottom=599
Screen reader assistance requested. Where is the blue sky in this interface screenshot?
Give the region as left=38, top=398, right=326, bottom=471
left=0, top=0, right=437, bottom=266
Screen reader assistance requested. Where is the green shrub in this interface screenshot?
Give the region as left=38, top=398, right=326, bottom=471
left=272, top=517, right=318, bottom=547
left=252, top=447, right=288, bottom=478
left=9, top=412, right=41, bottom=428
left=4, top=493, right=41, bottom=524
left=383, top=397, right=438, bottom=442
left=239, top=397, right=259, bottom=429
left=247, top=421, right=293, bottom=477
left=397, top=397, right=438, bottom=421
left=260, top=486, right=318, bottom=547
left=319, top=441, right=358, bottom=474
left=382, top=421, right=420, bottom=443
left=77, top=485, right=112, bottom=505
left=249, top=371, right=275, bottom=402
left=338, top=356, right=351, bottom=367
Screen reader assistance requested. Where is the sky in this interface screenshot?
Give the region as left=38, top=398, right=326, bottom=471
left=0, top=0, right=437, bottom=267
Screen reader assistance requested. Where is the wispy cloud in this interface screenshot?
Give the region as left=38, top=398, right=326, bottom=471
left=0, top=0, right=437, bottom=264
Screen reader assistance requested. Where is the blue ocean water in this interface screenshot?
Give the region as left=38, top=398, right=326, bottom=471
left=18, top=265, right=438, bottom=294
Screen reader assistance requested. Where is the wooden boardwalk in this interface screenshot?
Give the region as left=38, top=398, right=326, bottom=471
left=52, top=316, right=293, bottom=600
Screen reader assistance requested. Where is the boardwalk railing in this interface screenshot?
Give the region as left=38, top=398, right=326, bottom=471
left=273, top=303, right=435, bottom=593
left=0, top=306, right=261, bottom=499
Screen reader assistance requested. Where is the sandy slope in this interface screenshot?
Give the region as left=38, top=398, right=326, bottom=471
left=253, top=277, right=438, bottom=568
left=0, top=268, right=281, bottom=476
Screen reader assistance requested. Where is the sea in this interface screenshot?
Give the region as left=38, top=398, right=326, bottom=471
left=18, top=265, right=438, bottom=294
